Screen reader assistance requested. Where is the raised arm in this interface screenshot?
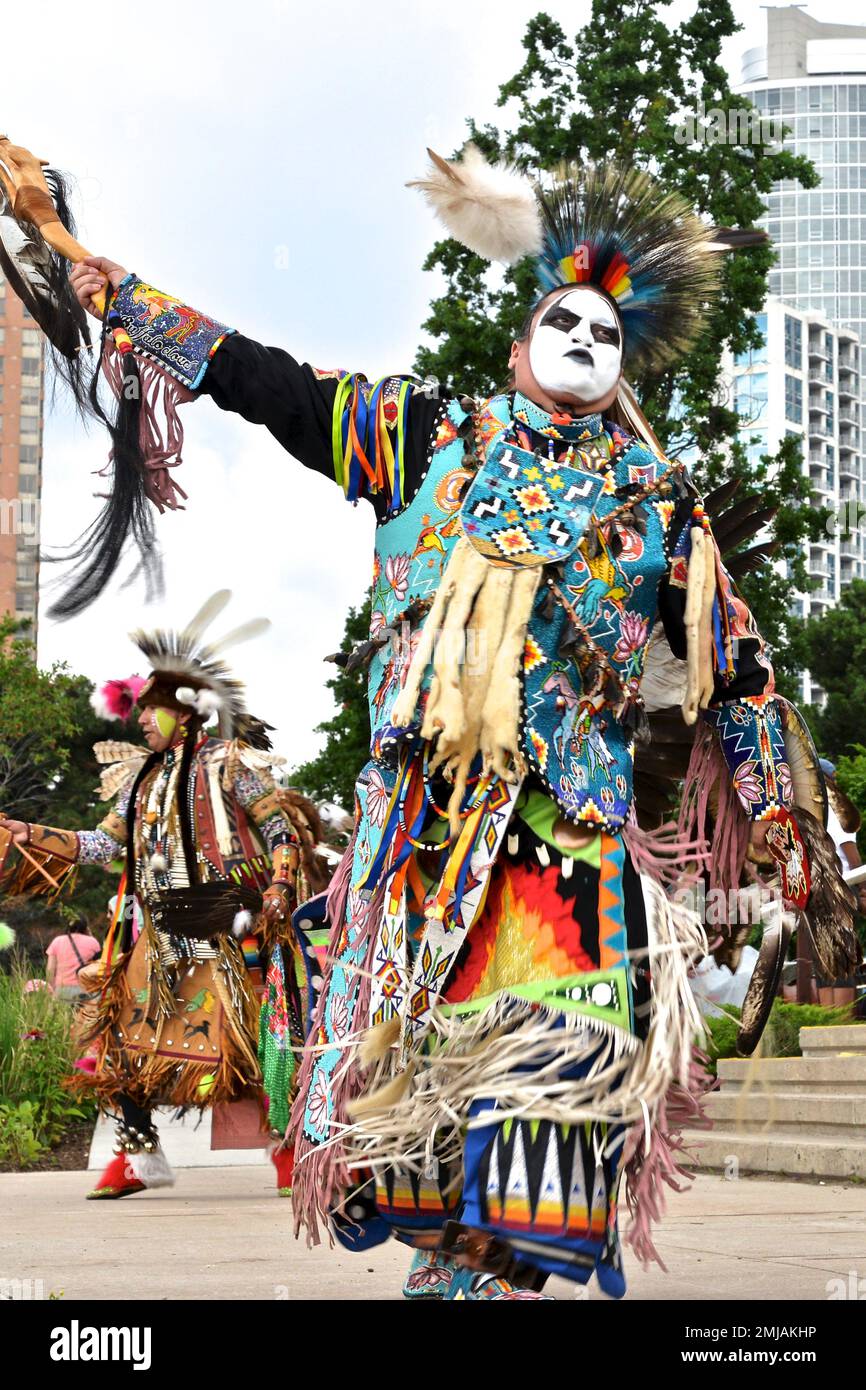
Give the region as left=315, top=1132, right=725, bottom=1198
left=70, top=259, right=443, bottom=517
left=0, top=779, right=131, bottom=870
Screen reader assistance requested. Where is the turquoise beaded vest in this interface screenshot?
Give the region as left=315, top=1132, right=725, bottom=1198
left=366, top=392, right=673, bottom=830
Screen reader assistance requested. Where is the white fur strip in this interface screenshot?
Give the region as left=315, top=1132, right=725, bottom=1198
left=681, top=526, right=709, bottom=726
left=127, top=1147, right=176, bottom=1188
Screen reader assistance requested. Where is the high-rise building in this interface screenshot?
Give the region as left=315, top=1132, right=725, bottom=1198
left=729, top=297, right=860, bottom=702
left=0, top=265, right=44, bottom=638
left=736, top=7, right=866, bottom=689
left=741, top=8, right=866, bottom=357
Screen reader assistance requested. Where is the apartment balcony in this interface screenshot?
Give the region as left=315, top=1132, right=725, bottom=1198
left=808, top=397, right=830, bottom=416
left=841, top=537, right=860, bottom=557
left=808, top=365, right=833, bottom=386
left=839, top=409, right=859, bottom=427
left=808, top=341, right=830, bottom=363
left=809, top=421, right=830, bottom=439
left=808, top=556, right=830, bottom=578
left=838, top=438, right=858, bottom=457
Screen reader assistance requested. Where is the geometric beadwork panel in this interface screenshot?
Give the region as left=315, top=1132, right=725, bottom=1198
left=461, top=438, right=606, bottom=569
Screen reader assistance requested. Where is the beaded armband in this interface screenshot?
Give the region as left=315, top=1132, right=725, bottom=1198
left=272, top=842, right=300, bottom=885
left=97, top=810, right=128, bottom=847
left=109, top=273, right=235, bottom=390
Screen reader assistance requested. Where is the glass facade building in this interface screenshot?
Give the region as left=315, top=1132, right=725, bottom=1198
left=736, top=8, right=866, bottom=698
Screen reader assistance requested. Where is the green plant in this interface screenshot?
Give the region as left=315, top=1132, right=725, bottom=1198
left=0, top=1101, right=48, bottom=1165
left=0, top=959, right=97, bottom=1167
left=701, top=999, right=858, bottom=1076
left=764, top=1001, right=855, bottom=1059
left=703, top=1006, right=742, bottom=1076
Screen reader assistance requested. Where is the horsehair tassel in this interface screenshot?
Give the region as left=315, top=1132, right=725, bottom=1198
left=419, top=542, right=488, bottom=744
left=681, top=526, right=709, bottom=726
left=481, top=566, right=542, bottom=781
left=390, top=537, right=471, bottom=729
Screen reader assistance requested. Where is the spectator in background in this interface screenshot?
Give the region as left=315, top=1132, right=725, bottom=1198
left=46, top=916, right=101, bottom=1004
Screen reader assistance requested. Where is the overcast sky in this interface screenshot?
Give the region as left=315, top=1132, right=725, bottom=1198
left=4, top=0, right=860, bottom=773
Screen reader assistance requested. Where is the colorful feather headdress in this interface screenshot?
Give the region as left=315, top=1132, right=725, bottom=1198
left=128, top=590, right=273, bottom=745
left=410, top=147, right=762, bottom=376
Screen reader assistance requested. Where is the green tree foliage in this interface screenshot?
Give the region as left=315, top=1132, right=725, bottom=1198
left=413, top=1, right=822, bottom=649
left=0, top=618, right=126, bottom=934
left=787, top=581, right=866, bottom=758
left=291, top=599, right=372, bottom=810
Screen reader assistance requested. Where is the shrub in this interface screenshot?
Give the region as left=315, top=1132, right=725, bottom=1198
left=0, top=957, right=96, bottom=1167
left=702, top=999, right=858, bottom=1076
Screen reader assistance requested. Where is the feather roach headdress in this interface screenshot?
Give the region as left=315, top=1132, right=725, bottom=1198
left=129, top=590, right=273, bottom=744
left=410, top=146, right=764, bottom=377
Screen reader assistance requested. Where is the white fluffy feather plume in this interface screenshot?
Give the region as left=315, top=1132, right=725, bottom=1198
left=89, top=688, right=115, bottom=721
left=408, top=144, right=542, bottom=265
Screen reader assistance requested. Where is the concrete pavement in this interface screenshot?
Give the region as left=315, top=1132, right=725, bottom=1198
left=2, top=1167, right=865, bottom=1300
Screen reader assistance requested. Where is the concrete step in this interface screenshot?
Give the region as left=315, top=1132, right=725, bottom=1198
left=682, top=1129, right=866, bottom=1180
left=717, top=1053, right=866, bottom=1091
left=704, top=1088, right=866, bottom=1138
left=799, top=1025, right=866, bottom=1057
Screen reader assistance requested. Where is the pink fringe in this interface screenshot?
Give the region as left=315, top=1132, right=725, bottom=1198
left=622, top=818, right=709, bottom=890
left=678, top=724, right=750, bottom=899
left=101, top=348, right=192, bottom=512
left=622, top=1052, right=714, bottom=1269
left=288, top=833, right=387, bottom=1246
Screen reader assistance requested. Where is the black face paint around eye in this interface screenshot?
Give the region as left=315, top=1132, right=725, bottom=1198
left=539, top=301, right=621, bottom=350
left=592, top=322, right=621, bottom=348
left=540, top=304, right=580, bottom=334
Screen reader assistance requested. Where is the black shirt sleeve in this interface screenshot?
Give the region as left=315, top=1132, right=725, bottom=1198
left=201, top=333, right=444, bottom=519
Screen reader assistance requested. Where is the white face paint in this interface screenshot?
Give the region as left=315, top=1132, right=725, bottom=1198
left=527, top=287, right=623, bottom=405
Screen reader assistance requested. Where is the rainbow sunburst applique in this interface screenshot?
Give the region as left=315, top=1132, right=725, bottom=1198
left=529, top=730, right=549, bottom=770
left=524, top=635, right=547, bottom=674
